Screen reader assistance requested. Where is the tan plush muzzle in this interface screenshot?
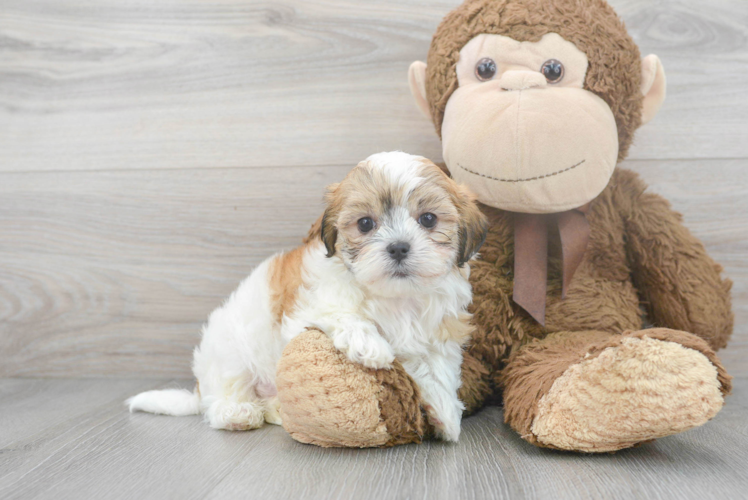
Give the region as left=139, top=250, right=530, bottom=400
left=442, top=84, right=618, bottom=214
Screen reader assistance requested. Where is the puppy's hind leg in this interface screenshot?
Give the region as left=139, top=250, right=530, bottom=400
left=202, top=374, right=268, bottom=431
left=193, top=256, right=282, bottom=431
left=205, top=400, right=265, bottom=431
left=263, top=396, right=283, bottom=426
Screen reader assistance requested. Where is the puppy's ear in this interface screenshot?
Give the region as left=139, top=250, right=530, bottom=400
left=320, top=183, right=341, bottom=258
left=320, top=212, right=338, bottom=258
left=454, top=185, right=488, bottom=267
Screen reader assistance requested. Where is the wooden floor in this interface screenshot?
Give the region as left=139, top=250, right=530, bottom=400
left=1, top=0, right=748, bottom=498
left=0, top=377, right=746, bottom=500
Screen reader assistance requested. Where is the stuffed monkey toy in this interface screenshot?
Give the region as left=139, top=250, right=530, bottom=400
left=274, top=0, right=733, bottom=452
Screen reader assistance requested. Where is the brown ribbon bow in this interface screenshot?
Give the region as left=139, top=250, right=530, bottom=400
left=513, top=204, right=591, bottom=326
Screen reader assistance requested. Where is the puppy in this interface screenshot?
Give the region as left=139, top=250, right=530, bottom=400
left=128, top=152, right=488, bottom=441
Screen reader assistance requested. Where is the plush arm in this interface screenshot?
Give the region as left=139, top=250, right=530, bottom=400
left=616, top=169, right=733, bottom=350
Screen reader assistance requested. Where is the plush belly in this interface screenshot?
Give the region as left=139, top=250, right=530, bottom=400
left=544, top=273, right=642, bottom=334
left=468, top=258, right=642, bottom=368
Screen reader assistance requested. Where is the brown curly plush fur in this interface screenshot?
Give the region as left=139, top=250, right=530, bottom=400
left=275, top=0, right=734, bottom=451
left=459, top=167, right=732, bottom=448
left=425, top=0, right=643, bottom=160
left=278, top=168, right=733, bottom=448
left=465, top=168, right=733, bottom=391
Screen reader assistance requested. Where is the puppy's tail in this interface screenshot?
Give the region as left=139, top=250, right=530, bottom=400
left=126, top=388, right=200, bottom=416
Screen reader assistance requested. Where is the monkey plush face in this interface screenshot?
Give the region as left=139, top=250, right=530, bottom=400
left=408, top=0, right=667, bottom=214
left=441, top=33, right=618, bottom=213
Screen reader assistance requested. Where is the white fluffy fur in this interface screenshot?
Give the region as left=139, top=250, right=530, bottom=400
left=127, top=152, right=475, bottom=441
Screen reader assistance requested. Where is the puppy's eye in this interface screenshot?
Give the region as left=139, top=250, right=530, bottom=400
left=418, top=213, right=437, bottom=228
left=357, top=217, right=375, bottom=233
left=475, top=58, right=497, bottom=81
left=540, top=59, right=564, bottom=83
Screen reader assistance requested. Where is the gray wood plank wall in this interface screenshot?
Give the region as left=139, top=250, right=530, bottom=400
left=1, top=0, right=747, bottom=378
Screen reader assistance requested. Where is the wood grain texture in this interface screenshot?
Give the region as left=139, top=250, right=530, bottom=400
left=0, top=0, right=746, bottom=379
left=1, top=159, right=746, bottom=378
left=1, top=1, right=746, bottom=495
left=0, top=378, right=164, bottom=448
left=1, top=0, right=747, bottom=174
left=0, top=377, right=746, bottom=500
left=0, top=165, right=348, bottom=377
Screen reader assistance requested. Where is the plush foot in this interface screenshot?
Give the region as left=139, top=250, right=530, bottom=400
left=276, top=329, right=431, bottom=447
left=502, top=329, right=732, bottom=453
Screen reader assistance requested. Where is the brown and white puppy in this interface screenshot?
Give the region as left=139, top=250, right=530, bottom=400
left=128, top=152, right=488, bottom=441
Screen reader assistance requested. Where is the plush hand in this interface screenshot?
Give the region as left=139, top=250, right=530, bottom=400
left=276, top=329, right=431, bottom=448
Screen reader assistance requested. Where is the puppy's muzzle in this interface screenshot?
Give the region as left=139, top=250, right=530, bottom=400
left=387, top=241, right=410, bottom=263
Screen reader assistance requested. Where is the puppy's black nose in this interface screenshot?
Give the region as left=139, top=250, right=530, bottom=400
left=387, top=242, right=410, bottom=262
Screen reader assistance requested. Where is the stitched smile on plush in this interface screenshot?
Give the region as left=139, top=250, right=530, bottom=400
left=456, top=159, right=585, bottom=184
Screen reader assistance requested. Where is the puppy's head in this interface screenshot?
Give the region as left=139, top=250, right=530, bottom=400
left=320, top=152, right=488, bottom=296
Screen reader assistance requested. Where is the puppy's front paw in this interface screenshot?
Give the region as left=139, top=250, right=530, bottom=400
left=333, top=323, right=394, bottom=370
left=424, top=402, right=463, bottom=442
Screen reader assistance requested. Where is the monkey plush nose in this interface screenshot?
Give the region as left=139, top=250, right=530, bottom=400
left=387, top=242, right=410, bottom=262
left=499, top=70, right=547, bottom=91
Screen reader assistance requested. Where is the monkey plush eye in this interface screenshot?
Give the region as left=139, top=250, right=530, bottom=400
left=540, top=59, right=564, bottom=83
left=475, top=58, right=497, bottom=81
left=357, top=217, right=375, bottom=233
left=418, top=213, right=438, bottom=228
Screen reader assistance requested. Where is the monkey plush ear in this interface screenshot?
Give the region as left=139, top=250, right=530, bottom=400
left=408, top=61, right=432, bottom=120
left=640, top=55, right=667, bottom=125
